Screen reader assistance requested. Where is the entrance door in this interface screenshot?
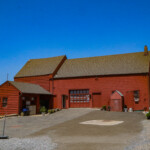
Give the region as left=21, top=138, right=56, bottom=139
left=110, top=90, right=123, bottom=112
left=62, top=95, right=66, bottom=109
left=92, top=93, right=101, bottom=108
left=40, top=95, right=50, bottom=110
left=111, top=99, right=121, bottom=111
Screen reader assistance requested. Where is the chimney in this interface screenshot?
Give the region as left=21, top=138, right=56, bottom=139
left=144, top=45, right=149, bottom=56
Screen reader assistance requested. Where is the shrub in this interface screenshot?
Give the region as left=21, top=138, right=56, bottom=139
left=20, top=112, right=24, bottom=116
left=48, top=109, right=52, bottom=114
left=107, top=106, right=111, bottom=111
left=51, top=109, right=55, bottom=113
left=47, top=108, right=60, bottom=114
left=146, top=111, right=150, bottom=119
left=40, top=106, right=47, bottom=113
left=102, top=105, right=106, bottom=111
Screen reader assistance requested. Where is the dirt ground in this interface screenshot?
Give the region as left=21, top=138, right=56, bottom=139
left=0, top=109, right=147, bottom=150
left=30, top=110, right=145, bottom=150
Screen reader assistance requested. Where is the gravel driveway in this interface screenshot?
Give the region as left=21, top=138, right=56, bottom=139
left=0, top=108, right=94, bottom=150
left=0, top=108, right=94, bottom=138
left=0, top=109, right=149, bottom=150
left=30, top=110, right=146, bottom=150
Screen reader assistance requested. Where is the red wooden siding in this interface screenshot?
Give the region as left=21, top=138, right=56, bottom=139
left=0, top=82, right=19, bottom=115
left=51, top=74, right=149, bottom=110
left=14, top=75, right=51, bottom=91
left=92, top=94, right=102, bottom=108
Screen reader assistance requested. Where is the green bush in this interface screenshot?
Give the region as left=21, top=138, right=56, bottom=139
left=107, top=106, right=111, bottom=111
left=20, top=112, right=24, bottom=116
left=47, top=108, right=61, bottom=114
left=40, top=106, right=47, bottom=113
left=102, top=105, right=106, bottom=111
left=51, top=109, right=55, bottom=113
left=48, top=109, right=52, bottom=114
left=146, top=111, right=150, bottom=119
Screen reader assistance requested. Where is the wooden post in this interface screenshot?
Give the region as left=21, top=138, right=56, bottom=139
left=36, top=95, right=40, bottom=114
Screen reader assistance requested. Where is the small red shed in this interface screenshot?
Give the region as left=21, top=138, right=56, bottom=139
left=110, top=90, right=124, bottom=112
left=0, top=81, right=51, bottom=115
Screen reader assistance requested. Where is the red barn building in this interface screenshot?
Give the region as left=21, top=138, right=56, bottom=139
left=0, top=47, right=150, bottom=115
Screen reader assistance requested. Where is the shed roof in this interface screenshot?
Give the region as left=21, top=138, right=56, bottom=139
left=9, top=81, right=51, bottom=95
left=115, top=90, right=124, bottom=97
left=15, top=55, right=66, bottom=78
left=54, top=52, right=150, bottom=78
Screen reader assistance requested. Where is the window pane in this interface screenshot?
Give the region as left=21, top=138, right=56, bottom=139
left=70, top=90, right=73, bottom=94
left=134, top=91, right=139, bottom=98
left=2, top=97, right=7, bottom=107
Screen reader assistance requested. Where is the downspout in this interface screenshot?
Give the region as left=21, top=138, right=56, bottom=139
left=49, top=75, right=54, bottom=95
left=52, top=77, right=54, bottom=95
left=51, top=77, right=54, bottom=109
left=49, top=78, right=50, bottom=92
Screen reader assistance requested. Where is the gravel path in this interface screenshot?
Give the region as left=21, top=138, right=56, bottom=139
left=0, top=136, right=56, bottom=150
left=0, top=108, right=94, bottom=150
left=0, top=110, right=148, bottom=150
left=125, top=120, right=150, bottom=150
left=31, top=111, right=145, bottom=150
left=0, top=108, right=94, bottom=138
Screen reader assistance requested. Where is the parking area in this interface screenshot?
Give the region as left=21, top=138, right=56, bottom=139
left=0, top=109, right=149, bottom=150
left=0, top=108, right=94, bottom=138
left=30, top=110, right=146, bottom=150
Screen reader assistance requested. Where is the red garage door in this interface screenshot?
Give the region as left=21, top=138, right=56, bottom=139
left=69, top=89, right=90, bottom=108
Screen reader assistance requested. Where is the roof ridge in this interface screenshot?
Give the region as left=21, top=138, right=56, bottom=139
left=15, top=55, right=66, bottom=78
left=9, top=81, right=39, bottom=86
left=55, top=50, right=149, bottom=78
left=30, top=55, right=66, bottom=61
left=67, top=51, right=148, bottom=61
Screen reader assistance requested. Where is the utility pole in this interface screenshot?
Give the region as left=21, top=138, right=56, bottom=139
left=0, top=111, right=9, bottom=139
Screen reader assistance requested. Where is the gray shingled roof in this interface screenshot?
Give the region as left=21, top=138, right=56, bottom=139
left=9, top=81, right=51, bottom=95
left=15, top=55, right=66, bottom=78
left=54, top=52, right=150, bottom=78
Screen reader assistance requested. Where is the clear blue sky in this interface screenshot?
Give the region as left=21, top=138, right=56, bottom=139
left=0, top=0, right=150, bottom=84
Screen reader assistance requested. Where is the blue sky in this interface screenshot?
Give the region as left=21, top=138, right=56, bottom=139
left=0, top=0, right=150, bottom=84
